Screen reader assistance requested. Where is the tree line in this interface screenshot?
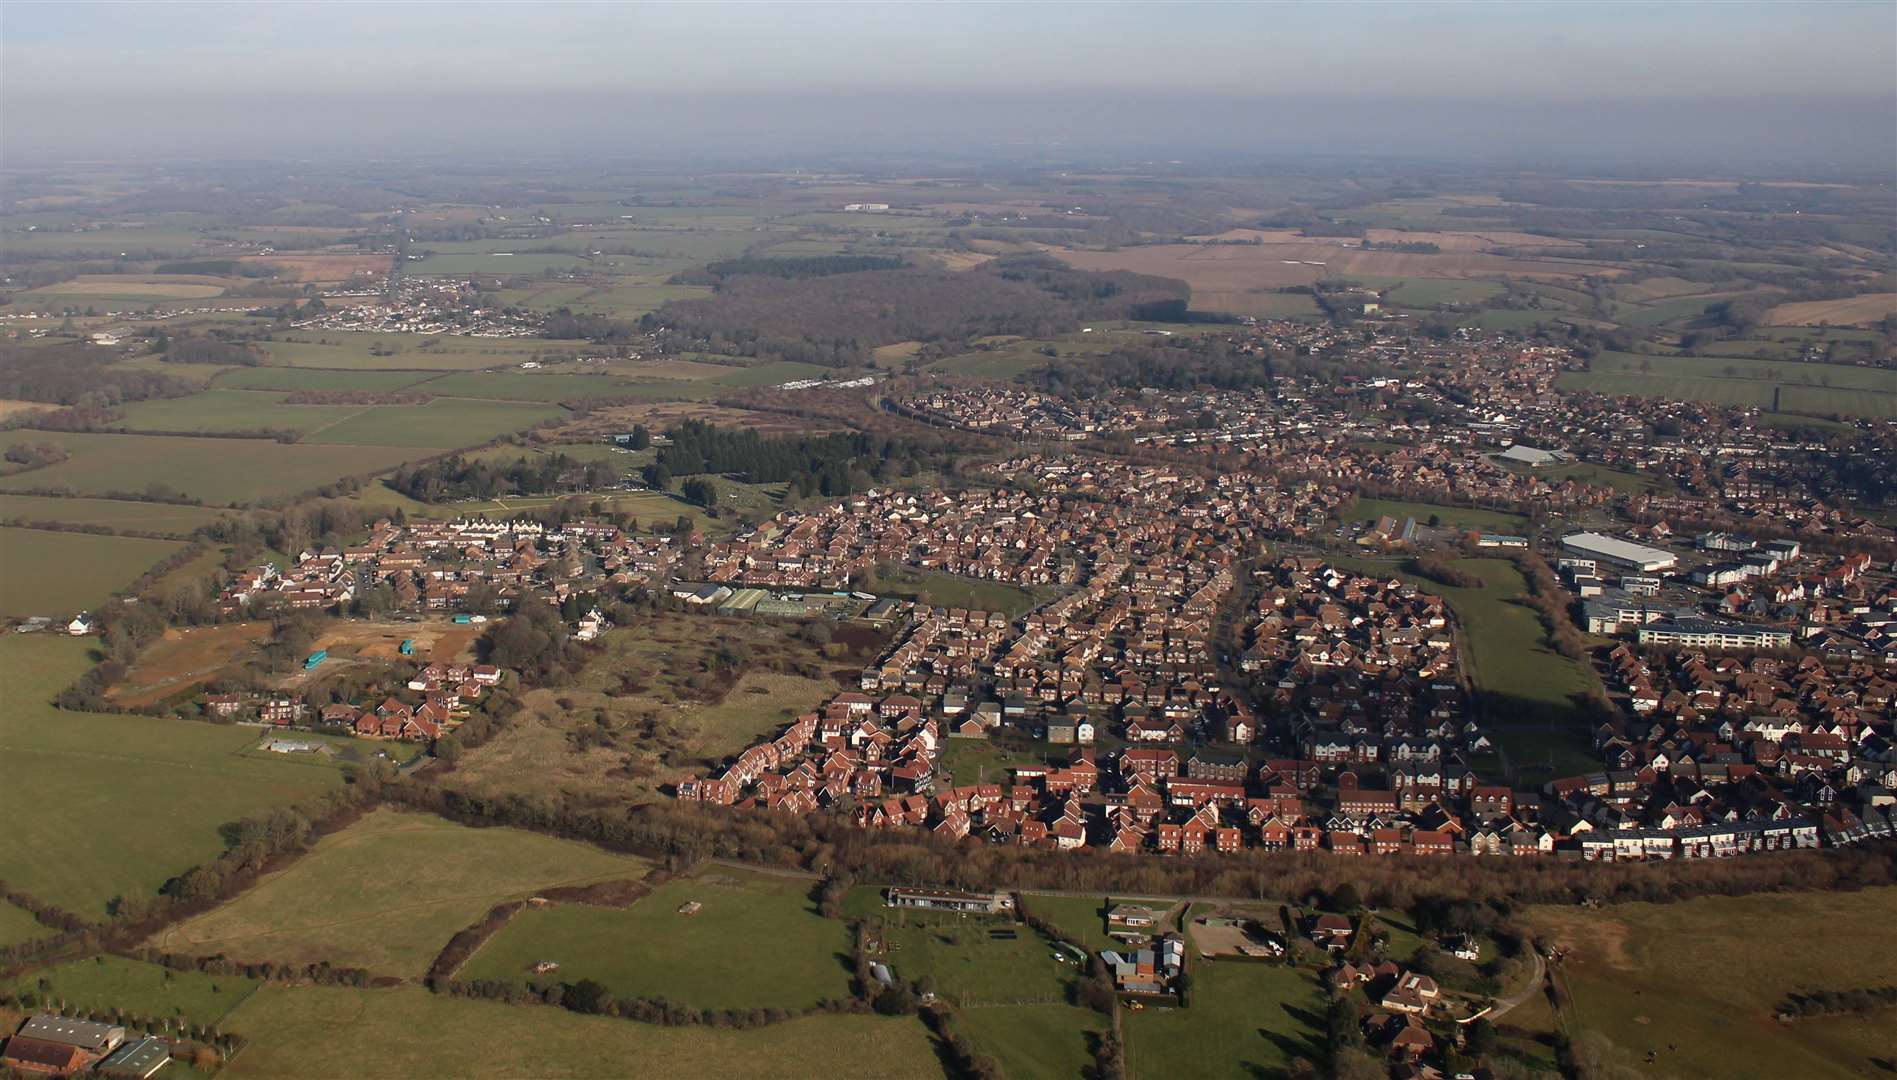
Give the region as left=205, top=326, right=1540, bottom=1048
left=653, top=419, right=960, bottom=498
left=388, top=452, right=618, bottom=502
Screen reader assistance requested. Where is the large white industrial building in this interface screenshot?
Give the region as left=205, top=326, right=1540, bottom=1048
left=1560, top=532, right=1678, bottom=572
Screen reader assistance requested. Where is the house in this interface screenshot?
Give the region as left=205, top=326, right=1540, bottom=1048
left=1380, top=970, right=1441, bottom=1015
left=1309, top=913, right=1354, bottom=948
left=1106, top=903, right=1162, bottom=932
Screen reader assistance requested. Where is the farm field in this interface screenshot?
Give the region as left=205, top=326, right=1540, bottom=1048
left=957, top=1003, right=1105, bottom=1080
left=1766, top=292, right=1897, bottom=327
left=0, top=527, right=186, bottom=617
left=1053, top=241, right=1610, bottom=318
left=257, top=332, right=595, bottom=371
left=111, top=390, right=368, bottom=435
left=0, top=903, right=54, bottom=949
left=1559, top=351, right=1897, bottom=419
left=1122, top=960, right=1326, bottom=1079
left=460, top=866, right=852, bottom=1011
left=0, top=493, right=232, bottom=535
left=6, top=956, right=262, bottom=1027
left=1526, top=887, right=1897, bottom=1079
left=17, top=274, right=230, bottom=301
left=300, top=397, right=565, bottom=448
left=219, top=985, right=944, bottom=1080
left=148, top=809, right=650, bottom=979
left=0, top=634, right=341, bottom=916
left=0, top=431, right=430, bottom=505
left=212, top=367, right=433, bottom=393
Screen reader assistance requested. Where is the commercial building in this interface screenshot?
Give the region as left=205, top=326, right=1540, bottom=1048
left=1636, top=618, right=1793, bottom=651
left=1561, top=532, right=1677, bottom=572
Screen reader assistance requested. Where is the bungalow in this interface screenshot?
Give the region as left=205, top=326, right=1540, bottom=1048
left=885, top=888, right=1013, bottom=914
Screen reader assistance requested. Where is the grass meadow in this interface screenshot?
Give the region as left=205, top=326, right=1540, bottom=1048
left=1526, top=887, right=1897, bottom=1080
left=0, top=527, right=186, bottom=616
left=957, top=1003, right=1105, bottom=1080
left=7, top=955, right=262, bottom=1026
left=0, top=634, right=341, bottom=916
left=1122, top=961, right=1326, bottom=1080
left=1558, top=351, right=1897, bottom=419
left=461, top=866, right=852, bottom=1011
left=0, top=431, right=430, bottom=505
left=147, top=809, right=650, bottom=979
left=0, top=903, right=54, bottom=949
left=219, top=986, right=944, bottom=1080
left=0, top=494, right=233, bottom=536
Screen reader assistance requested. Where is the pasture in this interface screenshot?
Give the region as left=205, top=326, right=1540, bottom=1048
left=257, top=332, right=594, bottom=371
left=300, top=397, right=565, bottom=448
left=0, top=634, right=341, bottom=916
left=17, top=274, right=229, bottom=302
left=460, top=866, right=852, bottom=1011
left=1122, top=961, right=1326, bottom=1080
left=0, top=431, right=431, bottom=505
left=0, top=903, right=54, bottom=949
left=1525, top=887, right=1897, bottom=1079
left=219, top=986, right=943, bottom=1080
left=7, top=955, right=261, bottom=1026
left=0, top=527, right=187, bottom=617
left=1559, top=351, right=1897, bottom=419
left=865, top=910, right=1074, bottom=1006
left=147, top=809, right=650, bottom=979
left=0, top=494, right=232, bottom=536
left=212, top=368, right=433, bottom=393
left=958, top=1004, right=1105, bottom=1080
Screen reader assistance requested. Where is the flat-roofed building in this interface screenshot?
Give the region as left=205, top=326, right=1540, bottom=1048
left=1561, top=532, right=1677, bottom=572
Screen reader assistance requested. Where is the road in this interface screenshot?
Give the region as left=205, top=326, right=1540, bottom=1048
left=1483, top=949, right=1549, bottom=1022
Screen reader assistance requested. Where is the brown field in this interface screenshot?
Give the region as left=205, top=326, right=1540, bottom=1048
left=306, top=619, right=483, bottom=665
left=1766, top=293, right=1897, bottom=327
left=242, top=254, right=388, bottom=282
left=871, top=340, right=925, bottom=366
left=0, top=400, right=56, bottom=421
left=1053, top=242, right=1612, bottom=317
left=108, top=622, right=274, bottom=707
left=930, top=251, right=996, bottom=271
left=20, top=275, right=228, bottom=299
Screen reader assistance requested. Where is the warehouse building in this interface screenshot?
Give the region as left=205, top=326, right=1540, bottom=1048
left=1561, top=532, right=1678, bottom=572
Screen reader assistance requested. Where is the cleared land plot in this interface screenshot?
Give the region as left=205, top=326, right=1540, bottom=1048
left=6, top=956, right=261, bottom=1026
left=1767, top=292, right=1897, bottom=327
left=462, top=867, right=850, bottom=1010
left=0, top=494, right=232, bottom=535
left=0, top=431, right=429, bottom=506
left=0, top=634, right=340, bottom=916
left=1123, top=960, right=1326, bottom=1079
left=0, top=527, right=186, bottom=617
left=958, top=1004, right=1105, bottom=1080
left=107, top=622, right=274, bottom=708
left=1525, top=887, right=1897, bottom=1080
left=220, top=985, right=943, bottom=1080
left=148, top=809, right=650, bottom=979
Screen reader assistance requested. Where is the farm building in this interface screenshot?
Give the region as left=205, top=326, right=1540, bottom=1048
left=884, top=887, right=1014, bottom=914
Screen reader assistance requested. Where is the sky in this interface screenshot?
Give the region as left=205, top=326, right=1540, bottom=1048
left=4, top=0, right=1894, bottom=168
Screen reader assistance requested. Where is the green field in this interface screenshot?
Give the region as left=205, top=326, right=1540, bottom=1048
left=0, top=494, right=233, bottom=535
left=112, top=390, right=369, bottom=435
left=257, top=332, right=595, bottom=371
left=1122, top=960, right=1326, bottom=1079
left=0, top=431, right=429, bottom=506
left=148, top=809, right=650, bottom=979
left=219, top=985, right=943, bottom=1080
left=212, top=368, right=434, bottom=393
left=874, top=568, right=1049, bottom=617
left=0, top=634, right=341, bottom=916
left=958, top=1003, right=1105, bottom=1080
left=0, top=902, right=54, bottom=948
left=461, top=866, right=852, bottom=1010
left=1559, top=351, right=1897, bottom=419
left=1527, top=887, right=1897, bottom=1080
left=301, top=397, right=565, bottom=448
left=7, top=955, right=261, bottom=1026
left=0, top=527, right=187, bottom=616
left=1343, top=497, right=1528, bottom=534
left=864, top=909, right=1073, bottom=1006
left=1017, top=895, right=1123, bottom=954
left=1372, top=277, right=1505, bottom=307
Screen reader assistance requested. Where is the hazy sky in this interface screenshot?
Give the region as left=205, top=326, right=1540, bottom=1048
left=5, top=1, right=1894, bottom=167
